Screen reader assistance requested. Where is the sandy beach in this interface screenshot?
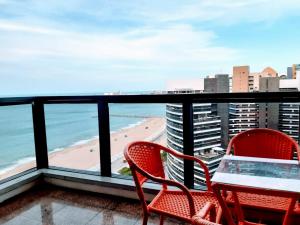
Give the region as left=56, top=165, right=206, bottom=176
left=0, top=117, right=166, bottom=180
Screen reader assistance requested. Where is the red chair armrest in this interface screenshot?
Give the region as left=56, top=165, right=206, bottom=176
left=196, top=202, right=216, bottom=219
left=192, top=217, right=220, bottom=225
left=158, top=145, right=213, bottom=191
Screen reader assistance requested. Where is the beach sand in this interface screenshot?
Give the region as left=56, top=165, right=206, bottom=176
left=0, top=117, right=166, bottom=180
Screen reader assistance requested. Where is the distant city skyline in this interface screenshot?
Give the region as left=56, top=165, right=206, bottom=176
left=0, top=0, right=300, bottom=95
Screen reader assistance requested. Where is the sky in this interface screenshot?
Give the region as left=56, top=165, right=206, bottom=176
left=0, top=0, right=300, bottom=95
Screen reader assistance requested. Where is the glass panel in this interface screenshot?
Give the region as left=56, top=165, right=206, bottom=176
left=229, top=102, right=259, bottom=138
left=192, top=101, right=300, bottom=189
left=192, top=103, right=226, bottom=189
left=109, top=104, right=167, bottom=178
left=219, top=158, right=300, bottom=179
left=229, top=101, right=299, bottom=160
left=45, top=104, right=99, bottom=172
left=278, top=102, right=299, bottom=146
left=0, top=105, right=36, bottom=180
left=165, top=103, right=184, bottom=183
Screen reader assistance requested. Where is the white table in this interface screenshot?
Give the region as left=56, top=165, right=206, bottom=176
left=212, top=155, right=300, bottom=193
left=211, top=155, right=300, bottom=225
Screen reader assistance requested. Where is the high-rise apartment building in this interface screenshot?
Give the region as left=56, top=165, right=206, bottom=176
left=292, top=64, right=300, bottom=79
left=287, top=67, right=293, bottom=79
left=279, top=76, right=300, bottom=147
left=231, top=66, right=258, bottom=137
left=165, top=75, right=228, bottom=187
left=278, top=102, right=299, bottom=145
left=255, top=76, right=300, bottom=157
left=258, top=77, right=280, bottom=130
left=229, top=103, right=259, bottom=137
left=261, top=67, right=278, bottom=77
left=204, top=74, right=229, bottom=146
left=166, top=102, right=223, bottom=187
left=249, top=72, right=260, bottom=92
left=165, top=66, right=300, bottom=187
left=230, top=66, right=279, bottom=138
left=249, top=67, right=278, bottom=92
left=232, top=66, right=249, bottom=92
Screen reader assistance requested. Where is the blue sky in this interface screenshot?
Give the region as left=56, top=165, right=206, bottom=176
left=0, top=0, right=300, bottom=95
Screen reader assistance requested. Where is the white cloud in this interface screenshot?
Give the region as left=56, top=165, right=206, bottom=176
left=0, top=21, right=62, bottom=34
left=0, top=22, right=238, bottom=66
left=2, top=0, right=300, bottom=29
left=0, top=0, right=298, bottom=93
left=135, top=0, right=300, bottom=24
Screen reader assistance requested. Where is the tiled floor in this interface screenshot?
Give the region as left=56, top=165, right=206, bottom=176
left=0, top=185, right=186, bottom=225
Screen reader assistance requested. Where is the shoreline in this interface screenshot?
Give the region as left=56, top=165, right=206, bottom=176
left=0, top=117, right=166, bottom=180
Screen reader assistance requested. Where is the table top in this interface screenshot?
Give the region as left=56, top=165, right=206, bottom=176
left=211, top=155, right=300, bottom=193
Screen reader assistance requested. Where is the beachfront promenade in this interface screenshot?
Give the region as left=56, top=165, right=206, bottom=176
left=0, top=117, right=166, bottom=180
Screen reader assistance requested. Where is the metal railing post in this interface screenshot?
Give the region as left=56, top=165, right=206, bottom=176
left=98, top=101, right=112, bottom=177
left=32, top=100, right=49, bottom=169
left=182, top=101, right=194, bottom=188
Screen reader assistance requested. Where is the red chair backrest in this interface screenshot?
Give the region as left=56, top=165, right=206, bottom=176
left=229, top=128, right=296, bottom=160
left=125, top=141, right=165, bottom=186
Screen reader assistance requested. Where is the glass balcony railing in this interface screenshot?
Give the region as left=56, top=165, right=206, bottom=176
left=0, top=92, right=299, bottom=191
left=44, top=104, right=99, bottom=173
left=0, top=105, right=36, bottom=181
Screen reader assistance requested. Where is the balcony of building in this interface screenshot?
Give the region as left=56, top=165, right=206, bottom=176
left=0, top=92, right=300, bottom=225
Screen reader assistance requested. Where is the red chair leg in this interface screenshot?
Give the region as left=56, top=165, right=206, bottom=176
left=210, top=205, right=216, bottom=222
left=142, top=213, right=148, bottom=225
left=160, top=215, right=164, bottom=225
left=283, top=198, right=297, bottom=225
left=216, top=208, right=222, bottom=224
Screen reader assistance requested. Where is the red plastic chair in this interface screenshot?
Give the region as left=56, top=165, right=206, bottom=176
left=124, top=141, right=222, bottom=224
left=192, top=184, right=293, bottom=225
left=225, top=128, right=300, bottom=219
left=193, top=188, right=266, bottom=225
left=226, top=128, right=300, bottom=160
left=207, top=181, right=297, bottom=225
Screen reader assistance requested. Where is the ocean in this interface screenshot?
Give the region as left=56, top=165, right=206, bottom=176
left=0, top=103, right=165, bottom=172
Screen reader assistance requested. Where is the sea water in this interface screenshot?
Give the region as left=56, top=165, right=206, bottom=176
left=0, top=103, right=165, bottom=173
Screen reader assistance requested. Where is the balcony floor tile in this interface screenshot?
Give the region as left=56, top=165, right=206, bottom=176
left=0, top=185, right=185, bottom=225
